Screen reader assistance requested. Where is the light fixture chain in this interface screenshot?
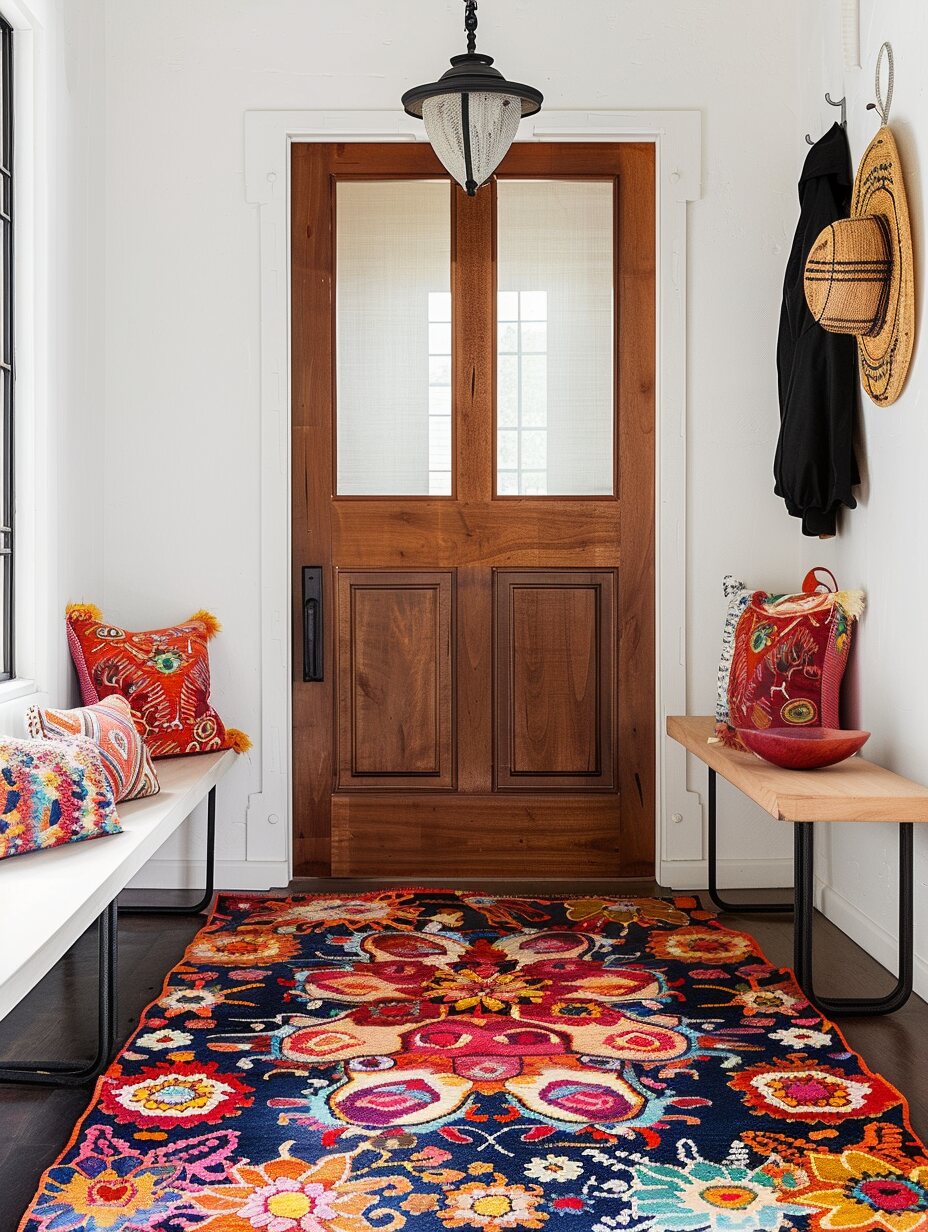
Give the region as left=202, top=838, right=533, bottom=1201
left=464, top=0, right=478, bottom=54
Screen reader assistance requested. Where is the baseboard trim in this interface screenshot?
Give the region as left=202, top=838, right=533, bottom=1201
left=128, top=859, right=290, bottom=892
left=815, top=877, right=928, bottom=1000
left=659, top=856, right=793, bottom=891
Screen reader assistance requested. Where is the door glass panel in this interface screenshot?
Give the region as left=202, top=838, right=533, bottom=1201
left=336, top=181, right=451, bottom=495
left=496, top=180, right=614, bottom=496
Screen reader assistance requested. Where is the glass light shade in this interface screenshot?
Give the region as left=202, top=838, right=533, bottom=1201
left=421, top=91, right=521, bottom=193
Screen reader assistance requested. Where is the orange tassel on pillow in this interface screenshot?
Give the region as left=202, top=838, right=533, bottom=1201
left=227, top=728, right=252, bottom=755
left=65, top=602, right=103, bottom=624
left=187, top=609, right=222, bottom=640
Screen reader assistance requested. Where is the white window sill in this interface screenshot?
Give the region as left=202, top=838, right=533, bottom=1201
left=0, top=678, right=38, bottom=705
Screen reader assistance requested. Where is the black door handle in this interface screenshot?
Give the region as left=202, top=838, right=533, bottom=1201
left=302, top=566, right=324, bottom=681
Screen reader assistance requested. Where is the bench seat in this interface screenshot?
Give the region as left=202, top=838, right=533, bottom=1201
left=0, top=748, right=236, bottom=1023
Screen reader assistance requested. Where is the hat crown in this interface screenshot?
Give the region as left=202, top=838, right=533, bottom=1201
left=804, top=216, right=891, bottom=337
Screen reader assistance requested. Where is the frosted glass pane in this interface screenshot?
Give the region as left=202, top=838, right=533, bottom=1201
left=498, top=356, right=519, bottom=426
left=498, top=429, right=518, bottom=468
left=337, top=181, right=451, bottom=495
left=429, top=356, right=451, bottom=386
left=521, top=322, right=547, bottom=354
left=498, top=322, right=519, bottom=353
left=522, top=430, right=547, bottom=468
left=429, top=416, right=451, bottom=469
left=496, top=180, right=614, bottom=496
left=429, top=386, right=451, bottom=416
left=428, top=291, right=451, bottom=322
left=429, top=323, right=451, bottom=354
left=498, top=291, right=519, bottom=320
left=521, top=355, right=547, bottom=426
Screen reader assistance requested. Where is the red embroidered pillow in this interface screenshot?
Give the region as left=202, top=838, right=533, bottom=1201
left=26, top=694, right=160, bottom=802
left=722, top=588, right=864, bottom=747
left=65, top=605, right=251, bottom=759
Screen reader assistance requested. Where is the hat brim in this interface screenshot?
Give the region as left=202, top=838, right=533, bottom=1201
left=852, top=127, right=915, bottom=406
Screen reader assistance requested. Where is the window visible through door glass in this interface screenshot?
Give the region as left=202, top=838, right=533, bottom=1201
left=496, top=180, right=614, bottom=496
left=336, top=181, right=451, bottom=495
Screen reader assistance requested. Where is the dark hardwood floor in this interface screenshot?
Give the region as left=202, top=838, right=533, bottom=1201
left=0, top=883, right=925, bottom=1231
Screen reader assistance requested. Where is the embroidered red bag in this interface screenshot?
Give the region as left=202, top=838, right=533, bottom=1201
left=65, top=605, right=250, bottom=759
left=721, top=587, right=864, bottom=747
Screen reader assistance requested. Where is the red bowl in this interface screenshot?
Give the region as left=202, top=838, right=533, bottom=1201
left=736, top=727, right=870, bottom=770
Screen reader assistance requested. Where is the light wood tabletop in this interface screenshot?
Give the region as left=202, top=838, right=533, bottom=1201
left=667, top=715, right=928, bottom=824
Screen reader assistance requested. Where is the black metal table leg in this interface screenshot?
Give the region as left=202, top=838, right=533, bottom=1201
left=0, top=901, right=118, bottom=1086
left=707, top=767, right=793, bottom=913
left=121, top=785, right=217, bottom=916
left=794, top=820, right=914, bottom=1016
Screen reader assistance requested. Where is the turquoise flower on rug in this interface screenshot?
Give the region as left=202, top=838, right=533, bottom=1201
left=629, top=1141, right=805, bottom=1231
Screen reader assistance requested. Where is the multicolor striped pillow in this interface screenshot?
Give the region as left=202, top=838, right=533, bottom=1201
left=26, top=694, right=159, bottom=802
left=0, top=735, right=121, bottom=860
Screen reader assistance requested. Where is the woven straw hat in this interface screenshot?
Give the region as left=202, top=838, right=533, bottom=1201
left=804, top=125, right=914, bottom=406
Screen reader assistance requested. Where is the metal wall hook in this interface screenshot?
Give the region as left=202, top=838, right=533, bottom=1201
left=806, top=92, right=847, bottom=145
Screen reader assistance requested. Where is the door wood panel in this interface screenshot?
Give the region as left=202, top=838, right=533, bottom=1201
left=336, top=571, right=454, bottom=789
left=331, top=794, right=622, bottom=878
left=291, top=141, right=656, bottom=878
left=495, top=570, right=615, bottom=789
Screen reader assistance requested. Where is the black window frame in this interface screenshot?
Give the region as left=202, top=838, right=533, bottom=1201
left=0, top=17, right=12, bottom=681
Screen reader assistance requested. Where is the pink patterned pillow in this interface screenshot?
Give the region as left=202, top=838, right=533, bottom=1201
left=0, top=735, right=121, bottom=860
left=26, top=694, right=159, bottom=803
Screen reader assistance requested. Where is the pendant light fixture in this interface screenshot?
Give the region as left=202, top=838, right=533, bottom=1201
left=401, top=0, right=543, bottom=196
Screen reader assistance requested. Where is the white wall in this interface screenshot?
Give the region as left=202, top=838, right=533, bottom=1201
left=97, top=0, right=808, bottom=888
left=799, top=1, right=928, bottom=993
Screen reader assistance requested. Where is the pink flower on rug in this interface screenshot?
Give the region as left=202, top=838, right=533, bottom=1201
left=239, top=1176, right=340, bottom=1231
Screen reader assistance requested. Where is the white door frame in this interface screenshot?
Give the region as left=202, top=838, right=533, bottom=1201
left=242, top=108, right=703, bottom=887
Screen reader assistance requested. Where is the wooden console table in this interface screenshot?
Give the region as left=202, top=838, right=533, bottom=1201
left=667, top=716, right=928, bottom=1016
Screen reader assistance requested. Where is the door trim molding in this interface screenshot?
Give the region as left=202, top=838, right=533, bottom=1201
left=243, top=108, right=703, bottom=886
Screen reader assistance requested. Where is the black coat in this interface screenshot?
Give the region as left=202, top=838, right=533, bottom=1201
left=774, top=123, right=859, bottom=537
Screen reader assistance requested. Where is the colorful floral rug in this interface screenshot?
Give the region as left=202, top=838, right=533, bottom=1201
left=18, top=891, right=928, bottom=1232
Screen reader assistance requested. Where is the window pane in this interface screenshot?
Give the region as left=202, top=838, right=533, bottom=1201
left=429, top=356, right=451, bottom=386
left=496, top=180, right=614, bottom=496
left=498, top=290, right=519, bottom=320
left=428, top=291, right=451, bottom=322
left=498, top=429, right=518, bottom=469
left=336, top=181, right=451, bottom=495
left=429, top=385, right=451, bottom=416
left=498, top=321, right=519, bottom=353
left=428, top=322, right=451, bottom=354
left=498, top=355, right=519, bottom=427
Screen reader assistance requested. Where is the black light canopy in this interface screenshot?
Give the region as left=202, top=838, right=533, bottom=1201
left=401, top=1, right=543, bottom=196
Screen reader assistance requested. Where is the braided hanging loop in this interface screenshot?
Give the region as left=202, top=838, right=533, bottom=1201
left=869, top=41, right=894, bottom=125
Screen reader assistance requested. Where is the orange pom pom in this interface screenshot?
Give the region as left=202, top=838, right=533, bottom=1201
left=65, top=602, right=103, bottom=624
left=187, top=609, right=222, bottom=640
left=226, top=727, right=252, bottom=755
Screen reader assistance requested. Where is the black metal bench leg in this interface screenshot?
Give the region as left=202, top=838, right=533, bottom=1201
left=794, top=820, right=914, bottom=1016
left=0, top=900, right=118, bottom=1086
left=706, top=767, right=793, bottom=914
left=120, top=785, right=217, bottom=916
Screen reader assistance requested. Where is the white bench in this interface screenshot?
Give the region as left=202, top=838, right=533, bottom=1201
left=0, top=748, right=236, bottom=1085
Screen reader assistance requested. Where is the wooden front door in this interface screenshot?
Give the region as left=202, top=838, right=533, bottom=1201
left=291, top=141, right=655, bottom=879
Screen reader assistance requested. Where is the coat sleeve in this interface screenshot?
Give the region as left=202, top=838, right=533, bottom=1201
left=774, top=322, right=859, bottom=536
